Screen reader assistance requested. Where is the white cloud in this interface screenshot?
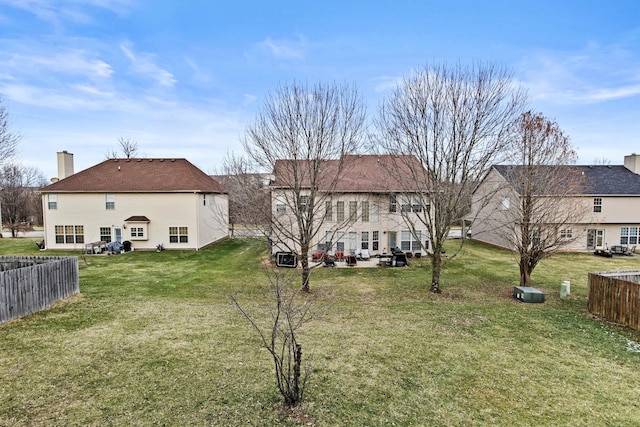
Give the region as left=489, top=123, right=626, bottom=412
left=519, top=40, right=640, bottom=106
left=120, top=43, right=177, bottom=88
left=0, top=0, right=133, bottom=27
left=371, top=75, right=402, bottom=93
left=243, top=93, right=257, bottom=106
left=258, top=36, right=307, bottom=60
left=4, top=49, right=114, bottom=79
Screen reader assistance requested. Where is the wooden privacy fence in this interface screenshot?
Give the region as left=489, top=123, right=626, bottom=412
left=0, top=256, right=79, bottom=324
left=588, top=271, right=640, bottom=331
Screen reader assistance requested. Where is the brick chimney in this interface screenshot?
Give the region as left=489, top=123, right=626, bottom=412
left=57, top=151, right=74, bottom=180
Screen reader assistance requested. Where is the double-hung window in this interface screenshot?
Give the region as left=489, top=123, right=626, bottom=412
left=349, top=201, right=357, bottom=222
left=361, top=231, right=369, bottom=249
left=372, top=231, right=379, bottom=251
left=620, top=227, right=639, bottom=245
left=105, top=194, right=115, bottom=210
left=169, top=226, right=188, bottom=243
left=361, top=201, right=370, bottom=222
left=593, top=197, right=602, bottom=213
left=336, top=201, right=345, bottom=222
left=47, top=194, right=58, bottom=210
left=100, top=227, right=112, bottom=242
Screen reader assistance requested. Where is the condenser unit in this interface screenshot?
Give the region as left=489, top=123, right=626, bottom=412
left=513, top=286, right=545, bottom=303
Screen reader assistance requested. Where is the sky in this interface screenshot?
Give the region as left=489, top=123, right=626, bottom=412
left=0, top=0, right=639, bottom=181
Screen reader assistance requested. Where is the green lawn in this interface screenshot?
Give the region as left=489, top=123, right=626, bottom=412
left=1, top=238, right=639, bottom=426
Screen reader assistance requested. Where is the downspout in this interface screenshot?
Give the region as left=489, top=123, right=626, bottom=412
left=195, top=191, right=200, bottom=251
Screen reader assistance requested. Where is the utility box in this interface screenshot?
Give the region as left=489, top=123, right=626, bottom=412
left=513, top=286, right=545, bottom=303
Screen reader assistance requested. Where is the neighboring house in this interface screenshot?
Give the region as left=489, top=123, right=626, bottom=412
left=470, top=153, right=640, bottom=252
left=40, top=152, right=228, bottom=251
left=269, top=154, right=432, bottom=257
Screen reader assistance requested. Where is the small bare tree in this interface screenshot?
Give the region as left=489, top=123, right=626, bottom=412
left=0, top=97, right=20, bottom=164
left=0, top=162, right=47, bottom=237
left=231, top=270, right=313, bottom=408
left=499, top=111, right=588, bottom=286
left=376, top=62, right=528, bottom=293
left=106, top=136, right=139, bottom=159
left=243, top=81, right=367, bottom=292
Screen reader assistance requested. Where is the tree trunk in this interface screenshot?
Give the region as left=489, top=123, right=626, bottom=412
left=519, top=257, right=531, bottom=287
left=300, top=252, right=311, bottom=292
left=430, top=248, right=442, bottom=293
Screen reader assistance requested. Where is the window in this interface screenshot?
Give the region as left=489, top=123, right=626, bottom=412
left=100, top=227, right=111, bottom=242
left=275, top=195, right=286, bottom=214
left=335, top=232, right=345, bottom=252
left=362, top=201, right=369, bottom=222
left=325, top=201, right=332, bottom=222
left=412, top=231, right=422, bottom=251
left=401, top=230, right=412, bottom=251
left=299, top=195, right=309, bottom=213
left=560, top=229, right=573, bottom=239
left=55, top=225, right=84, bottom=244
left=361, top=231, right=369, bottom=249
left=47, top=194, right=57, bottom=210
left=401, top=195, right=423, bottom=213
left=105, top=194, right=115, bottom=210
left=131, top=227, right=144, bottom=238
left=401, top=230, right=422, bottom=252
left=349, top=201, right=358, bottom=222
left=169, top=226, right=188, bottom=243
left=620, top=227, right=640, bottom=245
left=501, top=198, right=510, bottom=210
left=325, top=231, right=333, bottom=251
left=389, top=195, right=397, bottom=213
left=401, top=197, right=411, bottom=213
left=372, top=231, right=379, bottom=251
left=336, top=201, right=345, bottom=222
left=593, top=197, right=602, bottom=213
left=371, top=202, right=379, bottom=221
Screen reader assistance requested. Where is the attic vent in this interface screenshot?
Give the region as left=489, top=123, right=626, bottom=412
left=171, top=159, right=176, bottom=162
left=126, top=159, right=131, bottom=162
left=137, top=159, right=142, bottom=162
left=148, top=159, right=153, bottom=162
left=114, top=159, right=119, bottom=162
left=160, top=159, right=164, bottom=162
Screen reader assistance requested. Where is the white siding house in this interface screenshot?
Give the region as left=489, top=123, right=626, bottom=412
left=40, top=152, right=228, bottom=251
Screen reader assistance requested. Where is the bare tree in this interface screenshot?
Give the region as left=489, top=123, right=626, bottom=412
left=213, top=152, right=271, bottom=237
left=106, top=136, right=139, bottom=159
left=0, top=162, right=47, bottom=237
left=0, top=97, right=20, bottom=164
left=496, top=111, right=588, bottom=286
left=376, top=62, right=528, bottom=293
left=231, top=270, right=313, bottom=408
left=243, top=81, right=367, bottom=292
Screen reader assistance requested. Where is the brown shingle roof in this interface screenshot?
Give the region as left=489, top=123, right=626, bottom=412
left=41, top=158, right=226, bottom=193
left=270, top=154, right=428, bottom=192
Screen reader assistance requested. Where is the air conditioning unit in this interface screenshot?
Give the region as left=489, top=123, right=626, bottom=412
left=513, top=286, right=545, bottom=303
left=275, top=252, right=298, bottom=268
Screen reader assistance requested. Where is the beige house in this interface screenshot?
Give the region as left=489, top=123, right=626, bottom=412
left=40, top=152, right=228, bottom=251
left=269, top=154, right=432, bottom=257
left=470, top=153, right=640, bottom=252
